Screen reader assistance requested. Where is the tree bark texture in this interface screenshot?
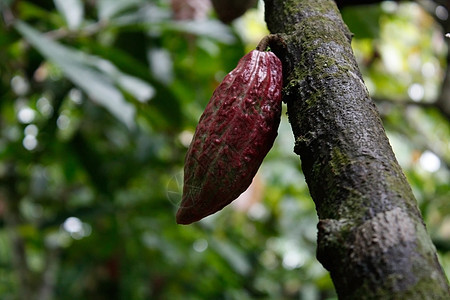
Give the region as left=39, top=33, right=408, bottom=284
left=263, top=0, right=450, bottom=298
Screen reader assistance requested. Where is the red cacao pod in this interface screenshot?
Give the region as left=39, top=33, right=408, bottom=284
left=176, top=49, right=283, bottom=224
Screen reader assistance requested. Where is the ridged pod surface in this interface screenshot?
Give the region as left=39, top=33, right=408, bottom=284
left=176, top=50, right=283, bottom=224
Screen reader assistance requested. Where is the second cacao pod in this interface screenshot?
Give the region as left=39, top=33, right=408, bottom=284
left=211, top=0, right=258, bottom=24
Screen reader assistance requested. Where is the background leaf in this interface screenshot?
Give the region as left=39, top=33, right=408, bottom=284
left=53, top=0, right=84, bottom=29
left=15, top=21, right=138, bottom=129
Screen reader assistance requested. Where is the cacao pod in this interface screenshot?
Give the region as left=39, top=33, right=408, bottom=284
left=176, top=49, right=283, bottom=224
left=211, top=0, right=258, bottom=24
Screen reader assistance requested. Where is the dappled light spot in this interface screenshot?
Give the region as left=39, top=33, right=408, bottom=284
left=63, top=217, right=92, bottom=240
left=24, top=124, right=38, bottom=136
left=435, top=6, right=448, bottom=21
left=69, top=88, right=83, bottom=104
left=421, top=62, right=437, bottom=78
left=57, top=114, right=70, bottom=130
left=17, top=107, right=35, bottom=124
left=381, top=45, right=402, bottom=73
left=23, top=135, right=37, bottom=150
left=193, top=239, right=208, bottom=252
left=179, top=130, right=194, bottom=147
left=37, top=96, right=54, bottom=117
left=282, top=250, right=305, bottom=270
left=11, top=75, right=29, bottom=96
left=248, top=203, right=268, bottom=221
left=408, top=83, right=424, bottom=102
left=63, top=217, right=82, bottom=234
left=419, top=150, right=441, bottom=172
left=381, top=1, right=398, bottom=13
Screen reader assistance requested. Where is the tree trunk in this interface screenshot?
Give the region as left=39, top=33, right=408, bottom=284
left=263, top=0, right=450, bottom=298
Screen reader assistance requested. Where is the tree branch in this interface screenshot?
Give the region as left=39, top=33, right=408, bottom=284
left=264, top=0, right=449, bottom=298
left=373, top=97, right=436, bottom=109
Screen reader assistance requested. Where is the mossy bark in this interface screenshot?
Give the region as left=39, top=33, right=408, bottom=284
left=263, top=0, right=450, bottom=298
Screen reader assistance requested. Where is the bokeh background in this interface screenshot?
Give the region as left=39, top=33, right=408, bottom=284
left=0, top=0, right=449, bottom=299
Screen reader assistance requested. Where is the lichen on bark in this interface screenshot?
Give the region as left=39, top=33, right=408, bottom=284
left=264, top=0, right=450, bottom=298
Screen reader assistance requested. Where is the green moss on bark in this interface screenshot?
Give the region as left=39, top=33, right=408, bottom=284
left=264, top=0, right=450, bottom=297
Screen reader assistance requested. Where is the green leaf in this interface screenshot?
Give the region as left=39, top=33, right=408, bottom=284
left=108, top=3, right=169, bottom=25
left=53, top=0, right=84, bottom=29
left=97, top=0, right=143, bottom=20
left=86, top=58, right=155, bottom=103
left=167, top=20, right=236, bottom=44
left=210, top=237, right=251, bottom=276
left=341, top=5, right=382, bottom=39
left=83, top=42, right=183, bottom=129
left=148, top=48, right=173, bottom=85
left=15, top=21, right=146, bottom=129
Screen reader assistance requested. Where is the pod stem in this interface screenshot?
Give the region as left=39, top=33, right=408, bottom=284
left=256, top=34, right=285, bottom=51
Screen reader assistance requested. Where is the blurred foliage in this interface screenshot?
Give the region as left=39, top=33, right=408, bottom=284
left=0, top=0, right=448, bottom=299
